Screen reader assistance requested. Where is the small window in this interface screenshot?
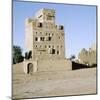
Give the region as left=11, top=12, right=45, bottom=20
left=59, top=37, right=60, bottom=39
left=49, top=49, right=55, bottom=54
left=48, top=37, right=51, bottom=41
left=49, top=45, right=51, bottom=48
left=40, top=23, right=42, bottom=27
left=42, top=37, right=45, bottom=41
left=46, top=33, right=47, bottom=35
left=35, top=37, right=38, bottom=41
left=35, top=45, right=37, bottom=48
left=40, top=37, right=42, bottom=41
left=40, top=37, right=45, bottom=41
left=52, top=49, right=55, bottom=54
left=57, top=51, right=59, bottom=55
left=59, top=25, right=63, bottom=30
left=38, top=22, right=42, bottom=27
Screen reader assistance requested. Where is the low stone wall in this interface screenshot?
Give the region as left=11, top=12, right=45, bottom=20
left=23, top=59, right=72, bottom=74
left=37, top=59, right=72, bottom=72
left=13, top=62, right=24, bottom=74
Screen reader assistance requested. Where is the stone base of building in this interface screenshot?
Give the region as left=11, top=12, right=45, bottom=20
left=23, top=59, right=72, bottom=74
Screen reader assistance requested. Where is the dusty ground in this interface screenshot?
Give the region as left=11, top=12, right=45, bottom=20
left=12, top=63, right=97, bottom=99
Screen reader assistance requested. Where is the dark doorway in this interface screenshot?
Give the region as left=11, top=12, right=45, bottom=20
left=27, top=63, right=33, bottom=74
left=52, top=49, right=55, bottom=54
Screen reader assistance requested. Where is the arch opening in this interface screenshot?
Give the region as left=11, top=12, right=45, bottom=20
left=27, top=63, right=33, bottom=74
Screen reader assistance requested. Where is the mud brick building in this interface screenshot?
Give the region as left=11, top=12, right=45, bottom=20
left=23, top=9, right=71, bottom=74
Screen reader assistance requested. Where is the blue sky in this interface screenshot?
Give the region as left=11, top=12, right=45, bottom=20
left=13, top=0, right=96, bottom=58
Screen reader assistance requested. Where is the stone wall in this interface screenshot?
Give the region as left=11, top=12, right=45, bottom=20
left=37, top=59, right=72, bottom=72
left=13, top=63, right=24, bottom=74
left=23, top=59, right=72, bottom=74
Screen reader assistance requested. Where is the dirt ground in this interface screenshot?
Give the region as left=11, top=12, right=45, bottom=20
left=12, top=63, right=97, bottom=99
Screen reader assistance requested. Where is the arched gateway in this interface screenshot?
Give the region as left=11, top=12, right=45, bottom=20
left=27, top=63, right=33, bottom=74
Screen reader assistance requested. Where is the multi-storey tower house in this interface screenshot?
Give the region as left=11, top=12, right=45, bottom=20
left=23, top=9, right=71, bottom=74
left=25, top=8, right=65, bottom=60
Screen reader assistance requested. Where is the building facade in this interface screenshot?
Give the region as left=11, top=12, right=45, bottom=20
left=23, top=9, right=71, bottom=74
left=25, top=8, right=65, bottom=60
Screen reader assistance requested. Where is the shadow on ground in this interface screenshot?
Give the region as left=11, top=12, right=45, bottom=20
left=72, top=62, right=97, bottom=70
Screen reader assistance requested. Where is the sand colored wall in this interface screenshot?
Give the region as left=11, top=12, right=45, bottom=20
left=35, top=8, right=55, bottom=23
left=13, top=63, right=24, bottom=74
left=23, top=59, right=72, bottom=74
left=25, top=9, right=65, bottom=60
left=23, top=9, right=71, bottom=74
left=37, top=59, right=72, bottom=72
left=25, top=18, right=34, bottom=51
